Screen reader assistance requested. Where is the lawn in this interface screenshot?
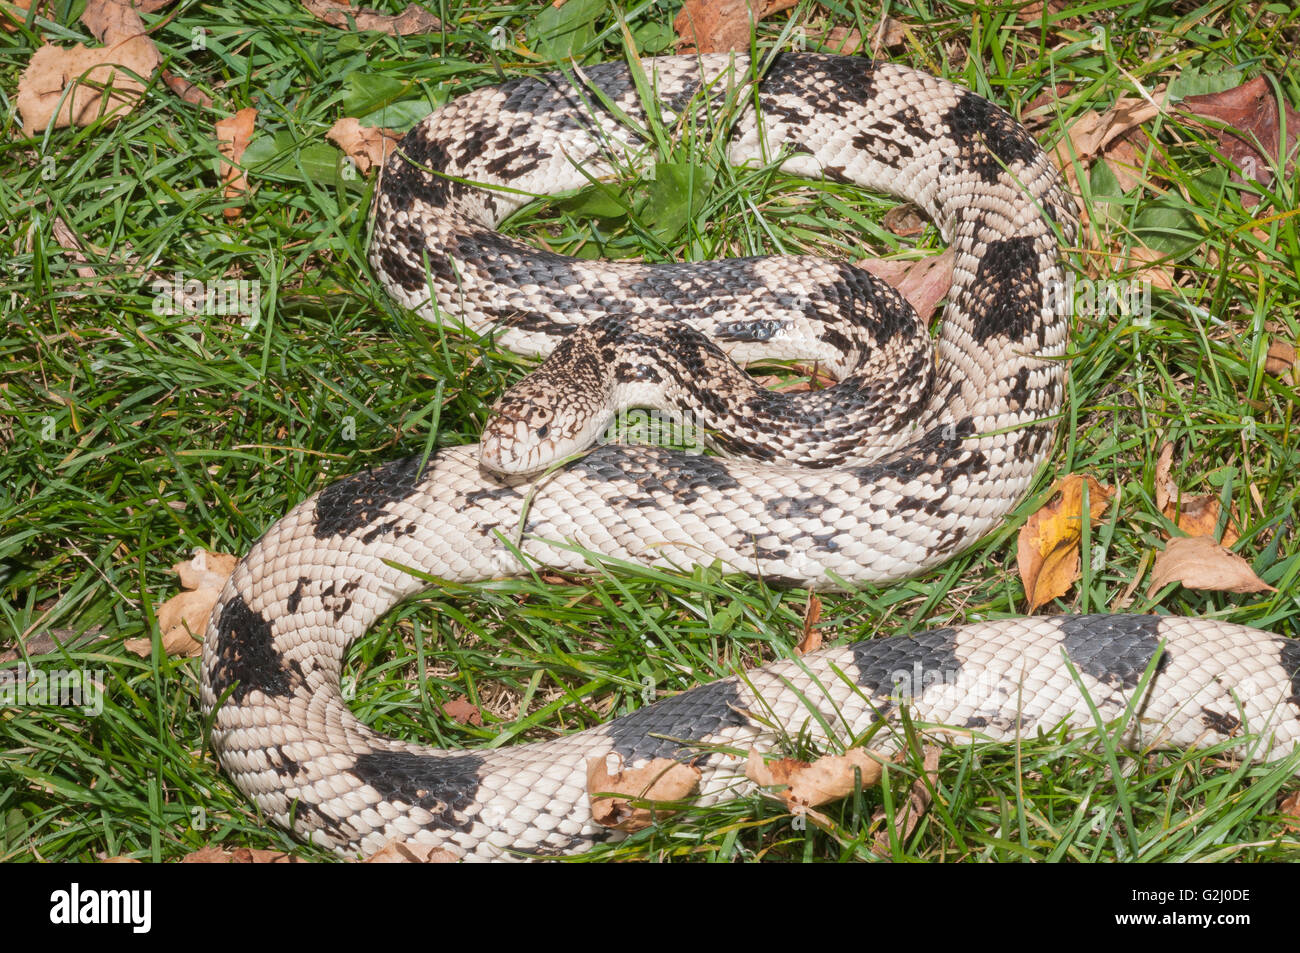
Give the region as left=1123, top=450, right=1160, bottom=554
left=1, top=0, right=1298, bottom=862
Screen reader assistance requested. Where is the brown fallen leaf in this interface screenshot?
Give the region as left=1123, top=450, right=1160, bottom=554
left=326, top=117, right=400, bottom=176
left=882, top=203, right=926, bottom=237
left=745, top=746, right=883, bottom=810
left=1181, top=76, right=1300, bottom=208
left=870, top=15, right=908, bottom=53
left=587, top=755, right=700, bottom=831
left=51, top=217, right=98, bottom=282
left=162, top=69, right=212, bottom=107
left=1147, top=535, right=1275, bottom=597
left=1120, top=242, right=1175, bottom=292
left=182, top=846, right=302, bottom=863
left=16, top=3, right=161, bottom=134
left=1153, top=441, right=1240, bottom=545
left=126, top=550, right=236, bottom=658
left=216, top=108, right=257, bottom=220
left=1279, top=792, right=1300, bottom=834
left=796, top=591, right=822, bottom=655
left=673, top=0, right=798, bottom=54
left=1052, top=87, right=1169, bottom=202
left=1017, top=475, right=1114, bottom=612
left=365, top=841, right=459, bottom=862
left=441, top=695, right=482, bottom=726
left=1266, top=338, right=1295, bottom=383
left=872, top=745, right=939, bottom=850
left=302, top=0, right=443, bottom=35
left=1102, top=136, right=1147, bottom=193
left=860, top=247, right=955, bottom=325
left=807, top=24, right=862, bottom=54
left=2, top=0, right=42, bottom=33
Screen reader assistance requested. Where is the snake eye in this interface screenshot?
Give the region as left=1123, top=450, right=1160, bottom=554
left=536, top=424, right=550, bottom=439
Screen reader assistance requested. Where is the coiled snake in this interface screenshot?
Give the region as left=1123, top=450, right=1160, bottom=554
left=200, top=53, right=1300, bottom=859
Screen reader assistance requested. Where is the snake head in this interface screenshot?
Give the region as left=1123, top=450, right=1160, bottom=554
left=479, top=386, right=610, bottom=476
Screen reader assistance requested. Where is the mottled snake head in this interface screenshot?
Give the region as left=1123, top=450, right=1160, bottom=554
left=479, top=388, right=611, bottom=476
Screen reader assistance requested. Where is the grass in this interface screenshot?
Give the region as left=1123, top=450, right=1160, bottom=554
left=1, top=0, right=1298, bottom=862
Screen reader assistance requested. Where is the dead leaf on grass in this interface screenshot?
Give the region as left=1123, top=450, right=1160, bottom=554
left=1052, top=88, right=1168, bottom=195
left=1147, top=536, right=1275, bottom=597
left=365, top=841, right=460, bottom=862
left=125, top=550, right=236, bottom=658
left=16, top=0, right=161, bottom=133
left=50, top=217, right=98, bottom=282
left=1266, top=338, right=1296, bottom=384
left=860, top=247, right=955, bottom=324
left=587, top=754, right=700, bottom=831
left=1120, top=242, right=1176, bottom=292
left=326, top=117, right=400, bottom=175
left=216, top=107, right=257, bottom=219
left=1279, top=792, right=1300, bottom=833
left=441, top=695, right=482, bottom=726
left=1181, top=76, right=1300, bottom=208
left=302, top=0, right=443, bottom=35
left=673, top=0, right=797, bottom=53
left=162, top=69, right=212, bottom=107
left=1017, top=475, right=1114, bottom=612
left=183, top=846, right=302, bottom=863
left=1153, top=441, right=1240, bottom=545
left=795, top=591, right=823, bottom=655
left=745, top=747, right=883, bottom=810
left=872, top=745, right=939, bottom=850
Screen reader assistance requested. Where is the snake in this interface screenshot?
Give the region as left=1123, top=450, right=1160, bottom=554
left=199, top=52, right=1300, bottom=860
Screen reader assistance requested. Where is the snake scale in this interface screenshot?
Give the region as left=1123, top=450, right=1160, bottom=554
left=200, top=52, right=1300, bottom=860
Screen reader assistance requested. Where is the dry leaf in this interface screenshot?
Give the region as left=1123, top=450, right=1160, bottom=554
left=2, top=0, right=41, bottom=33
left=1148, top=536, right=1275, bottom=597
left=126, top=550, right=235, bottom=658
left=817, top=25, right=862, bottom=53
left=216, top=108, right=257, bottom=219
left=441, top=695, right=482, bottom=726
left=882, top=204, right=926, bottom=237
left=51, top=217, right=98, bottom=282
left=1181, top=76, right=1300, bottom=208
left=182, top=846, right=301, bottom=863
left=673, top=0, right=797, bottom=53
left=1280, top=792, right=1300, bottom=833
left=861, top=248, right=955, bottom=324
left=1102, top=137, right=1146, bottom=192
left=1053, top=88, right=1168, bottom=196
left=162, top=69, right=212, bottom=107
left=175, top=550, right=237, bottom=589
left=16, top=32, right=160, bottom=133
left=1121, top=242, right=1175, bottom=292
left=326, top=117, right=400, bottom=175
left=871, top=15, right=907, bottom=52
left=587, top=755, right=700, bottom=831
left=365, top=841, right=459, bottom=862
left=796, top=591, right=822, bottom=655
left=1266, top=338, right=1295, bottom=383
left=1017, top=475, right=1113, bottom=611
left=302, top=0, right=442, bottom=35
left=872, top=745, right=939, bottom=850
left=1153, top=441, right=1240, bottom=545
left=745, top=747, right=882, bottom=810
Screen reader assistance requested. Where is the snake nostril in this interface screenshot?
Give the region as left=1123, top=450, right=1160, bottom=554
left=536, top=424, right=550, bottom=439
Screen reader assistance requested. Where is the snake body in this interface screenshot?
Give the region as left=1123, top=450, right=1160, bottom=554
left=200, top=53, right=1300, bottom=859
